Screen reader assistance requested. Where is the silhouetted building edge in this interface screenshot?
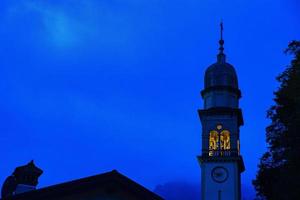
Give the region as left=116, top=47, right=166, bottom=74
left=1, top=170, right=163, bottom=200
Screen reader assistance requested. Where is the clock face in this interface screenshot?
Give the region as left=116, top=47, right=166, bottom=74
left=211, top=167, right=228, bottom=183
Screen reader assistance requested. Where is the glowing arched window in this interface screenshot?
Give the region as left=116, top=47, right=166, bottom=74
left=209, top=131, right=219, bottom=152
left=220, top=130, right=230, bottom=150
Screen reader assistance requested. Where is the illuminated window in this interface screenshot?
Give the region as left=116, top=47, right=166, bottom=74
left=220, top=130, right=230, bottom=150
left=209, top=126, right=231, bottom=156
left=209, top=131, right=219, bottom=156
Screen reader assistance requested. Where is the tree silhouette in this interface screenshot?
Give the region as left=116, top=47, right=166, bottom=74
left=253, top=41, right=300, bottom=200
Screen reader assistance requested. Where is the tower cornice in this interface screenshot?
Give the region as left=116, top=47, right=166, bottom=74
left=201, top=85, right=241, bottom=99
left=198, top=107, right=244, bottom=126
left=197, top=155, right=245, bottom=172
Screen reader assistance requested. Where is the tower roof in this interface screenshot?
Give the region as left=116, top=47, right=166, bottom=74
left=204, top=22, right=238, bottom=90
left=204, top=62, right=238, bottom=89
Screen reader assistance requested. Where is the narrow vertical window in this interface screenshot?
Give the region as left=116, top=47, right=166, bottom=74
left=220, top=130, right=230, bottom=150
left=209, top=131, right=219, bottom=156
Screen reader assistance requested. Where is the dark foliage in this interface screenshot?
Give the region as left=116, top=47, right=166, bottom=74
left=253, top=41, right=300, bottom=200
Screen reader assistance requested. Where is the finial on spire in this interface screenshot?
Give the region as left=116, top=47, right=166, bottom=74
left=220, top=20, right=223, bottom=40
left=217, top=20, right=226, bottom=63
left=219, top=21, right=224, bottom=54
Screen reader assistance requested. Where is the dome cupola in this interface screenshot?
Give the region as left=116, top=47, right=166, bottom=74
left=202, top=22, right=241, bottom=109
left=204, top=59, right=238, bottom=89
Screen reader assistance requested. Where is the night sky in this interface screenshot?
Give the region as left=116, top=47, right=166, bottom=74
left=0, top=1, right=299, bottom=199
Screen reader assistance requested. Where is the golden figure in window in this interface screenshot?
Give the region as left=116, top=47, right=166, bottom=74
left=220, top=130, right=230, bottom=150
left=209, top=131, right=219, bottom=156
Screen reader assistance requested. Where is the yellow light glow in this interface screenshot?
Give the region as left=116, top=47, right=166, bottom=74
left=209, top=130, right=219, bottom=156
left=208, top=129, right=231, bottom=156
left=220, top=130, right=230, bottom=150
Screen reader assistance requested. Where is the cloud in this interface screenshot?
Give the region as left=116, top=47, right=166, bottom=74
left=242, top=184, right=256, bottom=200
left=0, top=0, right=146, bottom=63
left=154, top=181, right=256, bottom=200
left=3, top=1, right=88, bottom=48
left=154, top=181, right=200, bottom=200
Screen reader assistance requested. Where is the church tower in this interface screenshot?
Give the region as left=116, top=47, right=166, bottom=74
left=198, top=23, right=245, bottom=200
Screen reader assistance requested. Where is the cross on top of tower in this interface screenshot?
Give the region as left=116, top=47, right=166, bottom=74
left=219, top=21, right=224, bottom=52
left=217, top=21, right=226, bottom=63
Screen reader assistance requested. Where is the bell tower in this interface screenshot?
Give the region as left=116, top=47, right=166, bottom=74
left=198, top=23, right=245, bottom=200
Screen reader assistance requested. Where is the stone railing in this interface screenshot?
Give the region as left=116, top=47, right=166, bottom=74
left=203, top=150, right=238, bottom=157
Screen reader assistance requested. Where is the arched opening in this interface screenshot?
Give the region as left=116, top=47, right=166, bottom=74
left=220, top=130, right=230, bottom=150
left=209, top=131, right=219, bottom=156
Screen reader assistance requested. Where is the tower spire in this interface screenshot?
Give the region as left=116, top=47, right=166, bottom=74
left=217, top=21, right=226, bottom=63
left=219, top=21, right=224, bottom=52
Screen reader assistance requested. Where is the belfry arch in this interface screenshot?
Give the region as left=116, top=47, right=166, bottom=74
left=209, top=127, right=231, bottom=156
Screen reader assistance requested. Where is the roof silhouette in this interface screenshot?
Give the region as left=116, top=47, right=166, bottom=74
left=1, top=170, right=163, bottom=200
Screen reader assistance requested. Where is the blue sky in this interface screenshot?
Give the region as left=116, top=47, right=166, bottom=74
left=0, top=0, right=299, bottom=199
